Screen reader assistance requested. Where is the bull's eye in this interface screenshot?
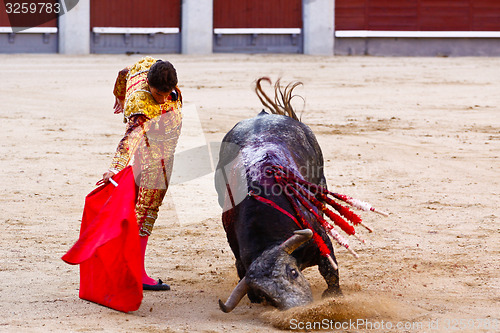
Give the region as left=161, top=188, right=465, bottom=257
left=290, top=268, right=299, bottom=279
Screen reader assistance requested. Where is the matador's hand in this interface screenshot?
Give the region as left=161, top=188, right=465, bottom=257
left=96, top=171, right=119, bottom=186
left=102, top=171, right=115, bottom=183
left=113, top=97, right=125, bottom=114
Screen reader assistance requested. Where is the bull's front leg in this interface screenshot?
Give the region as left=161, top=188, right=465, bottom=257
left=318, top=254, right=342, bottom=298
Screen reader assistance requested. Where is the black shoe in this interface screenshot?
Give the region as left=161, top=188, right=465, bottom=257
left=143, top=278, right=171, bottom=291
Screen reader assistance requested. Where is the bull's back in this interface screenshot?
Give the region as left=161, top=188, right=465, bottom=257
left=216, top=112, right=325, bottom=186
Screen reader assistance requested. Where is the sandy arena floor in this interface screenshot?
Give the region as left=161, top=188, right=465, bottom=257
left=0, top=54, right=499, bottom=332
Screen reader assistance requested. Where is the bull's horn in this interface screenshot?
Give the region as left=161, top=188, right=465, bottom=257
left=280, top=229, right=313, bottom=254
left=218, top=277, right=249, bottom=313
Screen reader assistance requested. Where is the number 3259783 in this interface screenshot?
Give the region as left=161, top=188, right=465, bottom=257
left=5, top=2, right=62, bottom=14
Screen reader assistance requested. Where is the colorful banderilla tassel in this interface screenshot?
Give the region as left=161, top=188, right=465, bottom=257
left=281, top=180, right=359, bottom=258
left=252, top=165, right=388, bottom=263
left=272, top=165, right=388, bottom=232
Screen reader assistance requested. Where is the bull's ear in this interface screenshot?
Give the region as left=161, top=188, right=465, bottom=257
left=280, top=229, right=313, bottom=254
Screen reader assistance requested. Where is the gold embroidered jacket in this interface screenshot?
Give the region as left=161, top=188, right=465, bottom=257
left=109, top=57, right=182, bottom=172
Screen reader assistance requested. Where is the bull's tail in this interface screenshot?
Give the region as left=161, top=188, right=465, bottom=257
left=255, top=77, right=303, bottom=121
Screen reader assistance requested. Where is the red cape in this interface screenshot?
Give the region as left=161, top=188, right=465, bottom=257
left=62, top=166, right=143, bottom=312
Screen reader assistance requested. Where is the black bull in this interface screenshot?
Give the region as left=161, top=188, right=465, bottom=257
left=215, top=110, right=341, bottom=312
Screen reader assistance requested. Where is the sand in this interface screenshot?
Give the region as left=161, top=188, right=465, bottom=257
left=0, top=54, right=499, bottom=332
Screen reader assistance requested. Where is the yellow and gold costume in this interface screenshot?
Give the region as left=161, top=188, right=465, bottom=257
left=109, top=56, right=182, bottom=236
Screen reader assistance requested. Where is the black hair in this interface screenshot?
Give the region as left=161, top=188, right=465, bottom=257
left=147, top=60, right=178, bottom=93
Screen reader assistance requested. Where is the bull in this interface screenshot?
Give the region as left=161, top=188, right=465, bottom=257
left=215, top=78, right=341, bottom=312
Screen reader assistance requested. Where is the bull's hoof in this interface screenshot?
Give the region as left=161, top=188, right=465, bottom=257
left=322, top=286, right=342, bottom=299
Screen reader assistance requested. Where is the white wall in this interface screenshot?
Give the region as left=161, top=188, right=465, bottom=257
left=302, top=0, right=335, bottom=55
left=181, top=0, right=213, bottom=54
left=58, top=0, right=90, bottom=54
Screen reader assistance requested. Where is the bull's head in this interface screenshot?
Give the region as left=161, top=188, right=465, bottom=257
left=219, top=229, right=314, bottom=312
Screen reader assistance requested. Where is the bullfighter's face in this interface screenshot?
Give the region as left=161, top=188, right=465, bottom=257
left=149, top=85, right=172, bottom=104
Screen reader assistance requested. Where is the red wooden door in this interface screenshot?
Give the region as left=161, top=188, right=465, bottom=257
left=335, top=0, right=500, bottom=31
left=1, top=4, right=12, bottom=26
left=0, top=2, right=57, bottom=28
left=470, top=0, right=500, bottom=30
left=214, top=0, right=302, bottom=28
left=419, top=0, right=470, bottom=31
left=90, top=0, right=180, bottom=27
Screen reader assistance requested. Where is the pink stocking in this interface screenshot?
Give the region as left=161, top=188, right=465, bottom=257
left=140, top=236, right=157, bottom=285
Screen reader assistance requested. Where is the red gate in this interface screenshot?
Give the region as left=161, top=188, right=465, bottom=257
left=214, top=0, right=301, bottom=28
left=213, top=0, right=303, bottom=53
left=90, top=0, right=180, bottom=28
left=335, top=0, right=500, bottom=31
left=90, top=0, right=181, bottom=53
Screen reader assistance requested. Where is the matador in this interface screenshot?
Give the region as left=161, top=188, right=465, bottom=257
left=102, top=56, right=182, bottom=291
